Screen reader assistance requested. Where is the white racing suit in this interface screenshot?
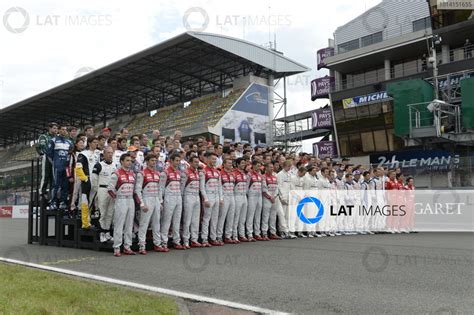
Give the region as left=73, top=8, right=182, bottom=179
left=113, top=149, right=126, bottom=169
left=91, top=160, right=116, bottom=232
left=316, top=176, right=332, bottom=233
left=108, top=168, right=136, bottom=249
left=343, top=181, right=356, bottom=232
left=262, top=173, right=278, bottom=237
left=276, top=170, right=292, bottom=235
left=360, top=179, right=375, bottom=231
left=180, top=167, right=202, bottom=245
left=160, top=166, right=182, bottom=246
left=334, top=176, right=346, bottom=232
left=135, top=168, right=163, bottom=249
left=233, top=169, right=249, bottom=240
left=247, top=170, right=263, bottom=238
left=217, top=170, right=235, bottom=241
left=200, top=166, right=223, bottom=243
left=373, top=176, right=386, bottom=231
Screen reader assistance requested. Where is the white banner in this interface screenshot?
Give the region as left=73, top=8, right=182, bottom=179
left=12, top=205, right=29, bottom=219
left=287, top=190, right=473, bottom=232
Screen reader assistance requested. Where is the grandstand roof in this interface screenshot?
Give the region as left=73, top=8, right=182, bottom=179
left=0, top=32, right=310, bottom=146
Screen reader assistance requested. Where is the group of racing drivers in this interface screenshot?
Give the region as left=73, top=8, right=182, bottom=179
left=37, top=122, right=415, bottom=257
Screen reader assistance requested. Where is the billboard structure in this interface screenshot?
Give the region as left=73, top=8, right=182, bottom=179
left=216, top=83, right=270, bottom=146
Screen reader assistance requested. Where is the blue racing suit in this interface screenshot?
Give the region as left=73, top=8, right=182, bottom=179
left=47, top=135, right=73, bottom=205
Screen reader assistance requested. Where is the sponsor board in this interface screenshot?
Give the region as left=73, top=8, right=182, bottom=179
left=0, top=205, right=29, bottom=218
left=287, top=190, right=473, bottom=232
left=0, top=206, right=13, bottom=218
left=343, top=91, right=391, bottom=109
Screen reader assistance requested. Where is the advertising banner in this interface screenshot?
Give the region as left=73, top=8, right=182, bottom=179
left=312, top=107, right=333, bottom=129
left=370, top=150, right=460, bottom=171
left=0, top=206, right=13, bottom=218
left=12, top=205, right=29, bottom=219
left=288, top=190, right=473, bottom=232
left=217, top=83, right=270, bottom=146
left=311, top=76, right=334, bottom=100
left=317, top=47, right=334, bottom=70
left=313, top=141, right=337, bottom=158
left=342, top=91, right=391, bottom=109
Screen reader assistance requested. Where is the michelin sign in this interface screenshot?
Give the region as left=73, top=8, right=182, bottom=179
left=343, top=91, right=392, bottom=109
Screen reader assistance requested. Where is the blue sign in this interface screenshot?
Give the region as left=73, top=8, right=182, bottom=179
left=343, top=91, right=391, bottom=109
left=232, top=83, right=269, bottom=116
left=370, top=150, right=460, bottom=170
left=297, top=196, right=325, bottom=224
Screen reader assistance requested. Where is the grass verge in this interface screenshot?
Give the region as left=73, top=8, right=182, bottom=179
left=0, top=262, right=178, bottom=314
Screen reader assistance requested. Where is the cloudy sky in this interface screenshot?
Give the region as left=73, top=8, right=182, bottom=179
left=0, top=0, right=381, bottom=151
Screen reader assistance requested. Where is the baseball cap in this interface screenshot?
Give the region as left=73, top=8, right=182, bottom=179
left=127, top=146, right=139, bottom=152
left=102, top=127, right=112, bottom=132
left=353, top=170, right=361, bottom=175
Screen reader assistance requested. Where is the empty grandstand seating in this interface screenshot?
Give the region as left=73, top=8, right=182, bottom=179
left=126, top=87, right=246, bottom=137
left=0, top=87, right=247, bottom=170
left=14, top=145, right=36, bottom=162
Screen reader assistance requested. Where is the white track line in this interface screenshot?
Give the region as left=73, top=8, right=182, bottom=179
left=0, top=257, right=288, bottom=315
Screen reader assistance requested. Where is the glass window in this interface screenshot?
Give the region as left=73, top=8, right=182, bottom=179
left=334, top=108, right=345, bottom=123
left=377, top=67, right=386, bottom=81
left=361, top=31, right=383, bottom=47
left=373, top=129, right=389, bottom=151
left=365, top=69, right=378, bottom=84
left=413, top=17, right=431, bottom=32
left=344, top=108, right=357, bottom=121
left=339, top=134, right=350, bottom=157
left=361, top=131, right=375, bottom=152
left=338, top=38, right=360, bottom=53
left=369, top=103, right=383, bottom=116
left=387, top=128, right=404, bottom=151
left=382, top=101, right=393, bottom=113
left=404, top=59, right=418, bottom=76
left=345, top=74, right=353, bottom=89
left=384, top=112, right=394, bottom=125
left=393, top=62, right=404, bottom=78
left=357, top=106, right=370, bottom=119
left=353, top=72, right=364, bottom=87
left=348, top=133, right=363, bottom=156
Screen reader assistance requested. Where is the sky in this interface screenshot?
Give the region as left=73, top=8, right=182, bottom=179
left=0, top=0, right=381, bottom=151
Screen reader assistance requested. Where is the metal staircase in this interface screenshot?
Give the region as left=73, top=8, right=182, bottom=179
left=272, top=121, right=303, bottom=152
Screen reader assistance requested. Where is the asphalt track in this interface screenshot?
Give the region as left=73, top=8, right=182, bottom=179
left=1, top=219, right=472, bottom=314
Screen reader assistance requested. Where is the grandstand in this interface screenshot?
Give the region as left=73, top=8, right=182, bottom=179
left=0, top=32, right=309, bottom=204
left=126, top=88, right=245, bottom=137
